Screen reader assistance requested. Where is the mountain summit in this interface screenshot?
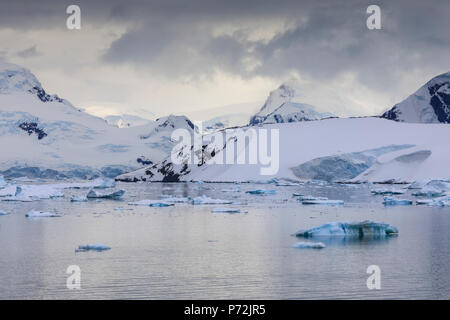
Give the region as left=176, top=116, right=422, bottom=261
left=382, top=72, right=450, bottom=123
left=249, top=83, right=335, bottom=125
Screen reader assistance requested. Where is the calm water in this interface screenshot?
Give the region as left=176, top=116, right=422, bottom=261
left=0, top=181, right=449, bottom=299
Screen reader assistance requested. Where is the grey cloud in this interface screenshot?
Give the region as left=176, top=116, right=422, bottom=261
left=16, top=45, right=40, bottom=58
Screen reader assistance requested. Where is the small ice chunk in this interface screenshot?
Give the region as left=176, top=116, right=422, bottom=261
left=245, top=189, right=276, bottom=195
left=371, top=189, right=405, bottom=195
left=292, top=193, right=303, bottom=197
left=416, top=196, right=450, bottom=206
left=128, top=199, right=174, bottom=207
left=293, top=242, right=326, bottom=249
left=221, top=188, right=240, bottom=192
left=211, top=207, right=241, bottom=213
left=294, top=220, right=398, bottom=238
left=75, top=244, right=111, bottom=252
left=162, top=197, right=191, bottom=203
left=275, top=181, right=300, bottom=186
left=302, top=199, right=344, bottom=205
left=70, top=195, right=87, bottom=202
left=26, top=210, right=61, bottom=218
left=0, top=211, right=10, bottom=216
left=86, top=189, right=125, bottom=200
left=297, top=195, right=328, bottom=201
left=383, top=196, right=413, bottom=205
left=191, top=195, right=233, bottom=205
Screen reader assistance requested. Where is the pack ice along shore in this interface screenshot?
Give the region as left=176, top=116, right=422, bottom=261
left=1, top=62, right=449, bottom=183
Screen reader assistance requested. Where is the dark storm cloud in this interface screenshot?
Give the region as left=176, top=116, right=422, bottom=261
left=1, top=0, right=450, bottom=90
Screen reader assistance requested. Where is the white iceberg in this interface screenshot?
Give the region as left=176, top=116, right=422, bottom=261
left=75, top=244, right=111, bottom=252
left=245, top=189, right=276, bottom=195
left=211, top=207, right=241, bottom=213
left=383, top=196, right=413, bottom=205
left=1, top=184, right=64, bottom=201
left=70, top=195, right=87, bottom=202
left=412, top=180, right=449, bottom=197
left=293, top=242, right=326, bottom=249
left=301, top=199, right=344, bottom=205
left=0, top=211, right=10, bottom=216
left=128, top=199, right=174, bottom=207
left=26, top=210, right=61, bottom=218
left=52, top=178, right=116, bottom=190
left=294, top=220, right=399, bottom=238
left=371, top=188, right=405, bottom=195
left=191, top=195, right=233, bottom=205
left=86, top=189, right=125, bottom=200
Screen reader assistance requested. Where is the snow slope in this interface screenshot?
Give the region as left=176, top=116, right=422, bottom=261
left=249, top=83, right=335, bottom=125
left=104, top=114, right=153, bottom=128
left=381, top=71, right=450, bottom=123
left=117, top=117, right=450, bottom=183
left=0, top=62, right=195, bottom=178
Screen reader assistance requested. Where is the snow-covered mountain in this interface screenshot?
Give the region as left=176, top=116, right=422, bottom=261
left=104, top=114, right=152, bottom=128
left=0, top=62, right=195, bottom=179
left=202, top=113, right=248, bottom=132
left=381, top=71, right=450, bottom=123
left=117, top=117, right=450, bottom=184
left=249, top=83, right=335, bottom=125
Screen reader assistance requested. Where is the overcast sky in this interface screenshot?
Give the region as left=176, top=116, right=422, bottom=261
left=1, top=0, right=449, bottom=120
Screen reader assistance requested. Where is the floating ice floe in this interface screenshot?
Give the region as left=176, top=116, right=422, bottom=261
left=297, top=195, right=328, bottom=201
left=211, top=207, right=242, bottom=213
left=191, top=195, right=233, bottom=205
left=86, top=189, right=125, bottom=200
left=53, top=178, right=116, bottom=189
left=0, top=211, right=10, bottom=216
left=411, top=180, right=449, bottom=198
left=128, top=199, right=174, bottom=207
left=275, top=181, right=300, bottom=186
left=294, top=220, right=398, bottom=238
left=161, top=196, right=191, bottom=203
left=293, top=242, right=326, bottom=249
left=371, top=188, right=405, bottom=195
left=70, top=195, right=87, bottom=202
left=221, top=187, right=241, bottom=193
left=383, top=196, right=413, bottom=205
left=416, top=196, right=450, bottom=206
left=0, top=184, right=64, bottom=202
left=25, top=210, right=61, bottom=218
left=75, top=244, right=111, bottom=252
left=245, top=189, right=276, bottom=195
left=302, top=199, right=344, bottom=205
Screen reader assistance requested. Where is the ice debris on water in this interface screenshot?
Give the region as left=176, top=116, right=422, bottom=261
left=70, top=195, right=87, bottom=202
left=245, top=189, right=275, bottom=195
left=0, top=211, right=10, bottom=216
left=301, top=199, right=344, bottom=205
left=294, top=220, right=398, bottom=238
left=383, top=196, right=413, bottom=205
left=416, top=196, right=450, bottom=206
left=211, top=207, right=242, bottom=213
left=86, top=189, right=125, bottom=200
left=128, top=199, right=174, bottom=207
left=161, top=196, right=191, bottom=203
left=25, top=210, right=61, bottom=218
left=1, top=185, right=64, bottom=202
left=371, top=188, right=405, bottom=195
left=75, top=244, right=111, bottom=252
left=293, top=242, right=326, bottom=249
left=191, top=195, right=233, bottom=205
left=412, top=180, right=449, bottom=198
